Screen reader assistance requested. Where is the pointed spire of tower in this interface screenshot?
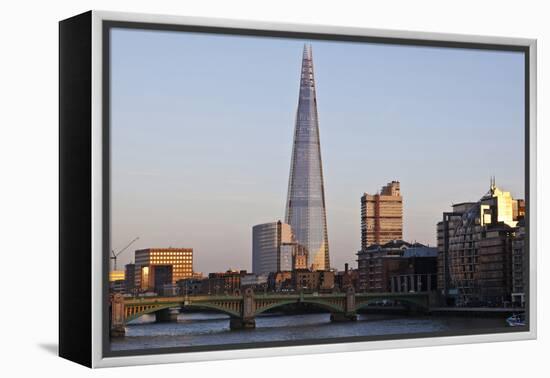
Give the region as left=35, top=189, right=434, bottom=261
left=303, top=43, right=312, bottom=59
left=285, top=45, right=330, bottom=271
left=300, top=44, right=315, bottom=91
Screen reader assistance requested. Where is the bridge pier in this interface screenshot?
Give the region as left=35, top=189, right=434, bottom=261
left=230, top=317, right=256, bottom=330
left=330, top=287, right=357, bottom=322
left=156, top=307, right=180, bottom=323
left=330, top=312, right=357, bottom=322
left=110, top=293, right=126, bottom=337
left=110, top=324, right=126, bottom=337
left=229, top=288, right=257, bottom=330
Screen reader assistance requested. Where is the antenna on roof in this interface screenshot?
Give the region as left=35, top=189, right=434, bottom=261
left=490, top=175, right=497, bottom=192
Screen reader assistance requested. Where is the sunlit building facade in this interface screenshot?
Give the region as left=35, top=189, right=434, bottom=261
left=437, top=180, right=525, bottom=306
left=252, top=221, right=295, bottom=274
left=361, top=181, right=403, bottom=249
left=285, top=45, right=330, bottom=271
left=109, top=270, right=125, bottom=282
left=109, top=270, right=126, bottom=294
left=134, top=248, right=193, bottom=292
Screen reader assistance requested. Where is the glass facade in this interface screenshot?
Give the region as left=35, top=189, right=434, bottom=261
left=252, top=221, right=293, bottom=274
left=280, top=244, right=294, bottom=272
left=252, top=222, right=279, bottom=274
left=285, top=45, right=330, bottom=271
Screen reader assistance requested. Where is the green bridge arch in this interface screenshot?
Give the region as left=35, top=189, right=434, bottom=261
left=125, top=300, right=242, bottom=323
left=181, top=302, right=241, bottom=318
left=125, top=303, right=179, bottom=323
left=253, top=298, right=345, bottom=316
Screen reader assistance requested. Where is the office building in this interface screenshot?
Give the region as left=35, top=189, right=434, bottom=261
left=361, top=181, right=403, bottom=249
left=135, top=248, right=193, bottom=293
left=252, top=221, right=295, bottom=274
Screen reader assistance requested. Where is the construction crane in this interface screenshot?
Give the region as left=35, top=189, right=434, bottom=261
left=110, top=237, right=139, bottom=271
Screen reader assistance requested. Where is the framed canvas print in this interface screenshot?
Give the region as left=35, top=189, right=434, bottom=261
left=59, top=10, right=537, bottom=368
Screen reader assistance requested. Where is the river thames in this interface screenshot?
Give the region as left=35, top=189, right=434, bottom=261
left=110, top=311, right=509, bottom=351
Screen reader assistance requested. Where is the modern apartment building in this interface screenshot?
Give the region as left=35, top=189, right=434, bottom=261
left=436, top=180, right=525, bottom=306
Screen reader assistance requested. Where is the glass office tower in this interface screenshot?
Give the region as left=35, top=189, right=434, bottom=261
left=285, top=45, right=330, bottom=271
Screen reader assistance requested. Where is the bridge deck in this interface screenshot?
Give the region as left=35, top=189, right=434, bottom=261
left=122, top=292, right=429, bottom=305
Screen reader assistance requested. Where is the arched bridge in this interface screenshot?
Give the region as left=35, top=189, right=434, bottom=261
left=110, top=288, right=430, bottom=336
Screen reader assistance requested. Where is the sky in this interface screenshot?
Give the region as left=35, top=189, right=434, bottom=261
left=110, top=28, right=525, bottom=274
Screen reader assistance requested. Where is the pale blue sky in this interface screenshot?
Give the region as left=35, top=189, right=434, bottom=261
left=110, top=28, right=525, bottom=273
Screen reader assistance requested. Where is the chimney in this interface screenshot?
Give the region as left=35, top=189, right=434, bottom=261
left=345, top=263, right=349, bottom=274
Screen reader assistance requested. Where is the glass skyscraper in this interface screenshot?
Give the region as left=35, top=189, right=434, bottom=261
left=252, top=221, right=293, bottom=275
left=285, top=45, right=330, bottom=271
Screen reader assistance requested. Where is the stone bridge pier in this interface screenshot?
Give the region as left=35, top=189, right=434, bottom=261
left=330, top=287, right=357, bottom=322
left=230, top=288, right=256, bottom=330
left=110, top=293, right=126, bottom=337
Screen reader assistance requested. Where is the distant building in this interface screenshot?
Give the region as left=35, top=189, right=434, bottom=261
left=335, top=263, right=359, bottom=291
left=135, top=248, right=193, bottom=293
left=293, top=246, right=309, bottom=270
left=241, top=273, right=269, bottom=291
left=268, top=271, right=293, bottom=292
left=109, top=270, right=126, bottom=294
left=109, top=270, right=125, bottom=282
left=436, top=180, right=525, bottom=306
left=361, top=181, right=403, bottom=249
left=292, top=270, right=335, bottom=292
left=279, top=243, right=294, bottom=272
left=140, top=265, right=173, bottom=294
left=511, top=219, right=527, bottom=306
left=176, top=278, right=204, bottom=296
left=191, top=272, right=204, bottom=280
left=201, top=270, right=247, bottom=295
left=436, top=202, right=477, bottom=296
left=356, top=240, right=437, bottom=293
left=162, top=283, right=178, bottom=297
left=124, top=263, right=136, bottom=295
left=252, top=221, right=295, bottom=274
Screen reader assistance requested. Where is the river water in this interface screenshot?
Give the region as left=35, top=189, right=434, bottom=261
left=110, top=312, right=510, bottom=352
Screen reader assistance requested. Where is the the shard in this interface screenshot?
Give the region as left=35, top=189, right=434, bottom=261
left=285, top=45, right=330, bottom=271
